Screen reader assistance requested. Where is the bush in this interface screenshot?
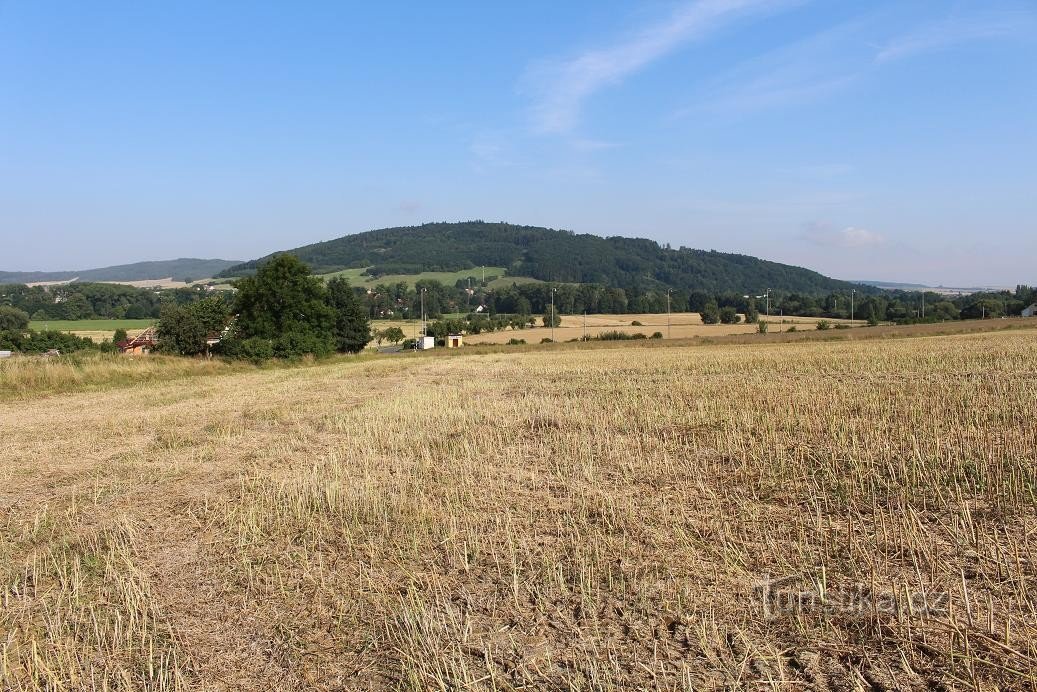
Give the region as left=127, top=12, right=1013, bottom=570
left=650, top=331, right=663, bottom=339
left=631, top=320, right=643, bottom=326
left=507, top=338, right=526, bottom=345
left=0, top=329, right=98, bottom=354
left=224, top=337, right=275, bottom=364
left=757, top=321, right=768, bottom=334
left=787, top=325, right=797, bottom=333
left=834, top=324, right=850, bottom=330
left=816, top=320, right=830, bottom=331
left=719, top=307, right=741, bottom=324
left=540, top=338, right=554, bottom=344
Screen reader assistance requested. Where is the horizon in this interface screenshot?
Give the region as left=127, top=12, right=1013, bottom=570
left=2, top=1, right=1035, bottom=286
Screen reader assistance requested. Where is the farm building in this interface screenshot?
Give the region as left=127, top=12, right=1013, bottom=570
left=416, top=335, right=435, bottom=350
left=446, top=333, right=463, bottom=348
left=117, top=327, right=158, bottom=355
left=1023, top=303, right=1037, bottom=318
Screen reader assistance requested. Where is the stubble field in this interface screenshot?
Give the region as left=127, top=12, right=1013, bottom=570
left=1, top=328, right=1036, bottom=689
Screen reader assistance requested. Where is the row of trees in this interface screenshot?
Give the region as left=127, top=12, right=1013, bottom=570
left=0, top=282, right=225, bottom=320
left=354, top=277, right=1036, bottom=328
left=158, top=255, right=371, bottom=360
left=0, top=306, right=111, bottom=354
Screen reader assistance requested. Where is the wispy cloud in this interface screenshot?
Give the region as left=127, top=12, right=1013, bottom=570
left=523, top=0, right=797, bottom=134
left=676, top=4, right=1035, bottom=118
left=802, top=221, right=885, bottom=248
left=678, top=18, right=871, bottom=117
left=875, top=10, right=1030, bottom=64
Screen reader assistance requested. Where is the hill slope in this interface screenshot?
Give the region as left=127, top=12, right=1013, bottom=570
left=223, top=221, right=862, bottom=295
left=0, top=258, right=240, bottom=284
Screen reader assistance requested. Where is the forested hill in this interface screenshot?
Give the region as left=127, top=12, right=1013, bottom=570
left=222, top=221, right=863, bottom=295
left=0, top=258, right=240, bottom=284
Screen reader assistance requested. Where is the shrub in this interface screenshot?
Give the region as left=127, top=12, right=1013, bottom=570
left=816, top=320, right=831, bottom=331
left=719, top=307, right=741, bottom=324
left=540, top=338, right=554, bottom=344
left=834, top=324, right=850, bottom=330
left=650, top=331, right=663, bottom=339
left=757, top=321, right=768, bottom=334
left=631, top=320, right=643, bottom=326
left=507, top=338, right=526, bottom=345
left=787, top=325, right=797, bottom=333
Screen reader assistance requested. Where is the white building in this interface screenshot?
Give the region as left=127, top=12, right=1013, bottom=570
left=1023, top=303, right=1037, bottom=318
left=416, top=335, right=435, bottom=350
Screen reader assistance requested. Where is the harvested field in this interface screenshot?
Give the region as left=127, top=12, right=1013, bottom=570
left=2, top=328, right=1036, bottom=689
left=462, top=312, right=861, bottom=344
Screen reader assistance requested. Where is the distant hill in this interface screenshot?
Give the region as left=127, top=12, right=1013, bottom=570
left=223, top=221, right=865, bottom=295
left=0, top=258, right=240, bottom=284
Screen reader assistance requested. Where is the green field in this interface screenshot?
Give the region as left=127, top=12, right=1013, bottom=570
left=317, top=266, right=541, bottom=289
left=29, top=319, right=155, bottom=333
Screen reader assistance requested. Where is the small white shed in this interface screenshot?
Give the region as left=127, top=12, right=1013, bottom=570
left=416, top=335, right=435, bottom=350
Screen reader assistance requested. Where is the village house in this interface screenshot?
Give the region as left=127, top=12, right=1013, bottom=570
left=1023, top=303, right=1037, bottom=318
left=446, top=333, right=463, bottom=348
left=117, top=327, right=158, bottom=355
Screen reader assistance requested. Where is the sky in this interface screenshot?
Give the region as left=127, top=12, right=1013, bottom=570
left=1, top=1, right=1035, bottom=286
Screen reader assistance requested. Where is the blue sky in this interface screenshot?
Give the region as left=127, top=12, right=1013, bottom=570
left=1, top=1, right=1035, bottom=285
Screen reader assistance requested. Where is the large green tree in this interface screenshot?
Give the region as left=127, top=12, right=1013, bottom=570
left=232, top=254, right=335, bottom=358
left=0, top=305, right=30, bottom=331
left=157, top=297, right=230, bottom=356
left=326, top=278, right=371, bottom=353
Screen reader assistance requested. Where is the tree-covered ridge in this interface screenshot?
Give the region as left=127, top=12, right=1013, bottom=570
left=220, top=221, right=865, bottom=296
left=0, top=258, right=240, bottom=284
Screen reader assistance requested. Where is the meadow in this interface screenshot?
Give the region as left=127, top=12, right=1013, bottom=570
left=319, top=266, right=540, bottom=290
left=1, top=327, right=1036, bottom=689
left=28, top=319, right=155, bottom=343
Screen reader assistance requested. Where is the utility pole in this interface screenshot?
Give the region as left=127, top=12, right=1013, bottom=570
left=667, top=288, right=672, bottom=339
left=766, top=288, right=771, bottom=318
left=921, top=292, right=925, bottom=320
left=420, top=287, right=427, bottom=336
left=851, top=289, right=856, bottom=323
left=551, top=287, right=556, bottom=342
left=583, top=311, right=587, bottom=341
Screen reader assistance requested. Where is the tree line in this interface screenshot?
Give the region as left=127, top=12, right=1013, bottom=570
left=0, top=282, right=225, bottom=320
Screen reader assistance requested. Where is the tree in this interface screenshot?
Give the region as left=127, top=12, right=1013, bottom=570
left=701, top=301, right=720, bottom=324
left=326, top=278, right=371, bottom=353
left=157, top=304, right=209, bottom=355
left=157, top=297, right=230, bottom=356
left=542, top=309, right=561, bottom=328
left=0, top=306, right=30, bottom=331
left=112, top=328, right=129, bottom=344
left=719, top=306, right=741, bottom=324
left=232, top=254, right=335, bottom=358
left=745, top=298, right=759, bottom=324
left=382, top=326, right=405, bottom=344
